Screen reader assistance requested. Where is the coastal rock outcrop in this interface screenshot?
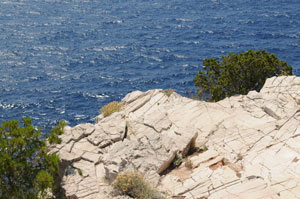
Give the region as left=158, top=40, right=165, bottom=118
left=51, top=76, right=300, bottom=199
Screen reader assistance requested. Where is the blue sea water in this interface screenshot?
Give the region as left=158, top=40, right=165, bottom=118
left=0, top=0, right=300, bottom=131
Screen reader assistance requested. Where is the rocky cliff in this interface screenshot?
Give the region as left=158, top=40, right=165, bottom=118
left=50, top=76, right=300, bottom=199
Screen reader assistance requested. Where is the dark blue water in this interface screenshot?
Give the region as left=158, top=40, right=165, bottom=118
left=1, top=0, right=300, bottom=130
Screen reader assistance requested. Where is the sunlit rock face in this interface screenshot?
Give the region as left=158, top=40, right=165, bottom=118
left=51, top=76, right=300, bottom=199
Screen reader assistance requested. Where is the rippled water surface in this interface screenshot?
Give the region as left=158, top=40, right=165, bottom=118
left=1, top=0, right=300, bottom=130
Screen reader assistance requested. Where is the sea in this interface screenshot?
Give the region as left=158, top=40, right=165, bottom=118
left=0, top=0, right=300, bottom=131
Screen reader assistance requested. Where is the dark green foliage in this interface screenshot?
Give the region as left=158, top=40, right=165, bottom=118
left=48, top=120, right=66, bottom=144
left=0, top=117, right=64, bottom=199
left=194, top=50, right=293, bottom=102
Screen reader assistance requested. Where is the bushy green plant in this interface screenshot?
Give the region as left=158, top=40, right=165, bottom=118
left=0, top=117, right=64, bottom=199
left=113, top=171, right=163, bottom=199
left=48, top=120, right=66, bottom=144
left=100, top=101, right=124, bottom=117
left=194, top=50, right=293, bottom=102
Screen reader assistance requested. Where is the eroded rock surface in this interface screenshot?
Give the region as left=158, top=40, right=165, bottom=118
left=52, top=76, right=300, bottom=199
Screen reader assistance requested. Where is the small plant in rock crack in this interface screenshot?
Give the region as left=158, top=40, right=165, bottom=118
left=184, top=159, right=193, bottom=170
left=199, top=145, right=208, bottom=153
left=77, top=169, right=83, bottom=176
left=100, top=101, right=124, bottom=117
left=173, top=155, right=184, bottom=167
left=236, top=153, right=243, bottom=161
left=113, top=171, right=164, bottom=199
left=162, top=89, right=175, bottom=97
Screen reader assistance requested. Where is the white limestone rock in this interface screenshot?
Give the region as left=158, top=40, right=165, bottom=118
left=52, top=76, right=300, bottom=199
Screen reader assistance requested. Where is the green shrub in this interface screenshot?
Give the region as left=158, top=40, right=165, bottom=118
left=100, top=101, right=124, bottom=117
left=194, top=50, right=293, bottom=102
left=0, top=117, right=64, bottom=199
left=48, top=120, right=66, bottom=144
left=113, top=171, right=163, bottom=199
